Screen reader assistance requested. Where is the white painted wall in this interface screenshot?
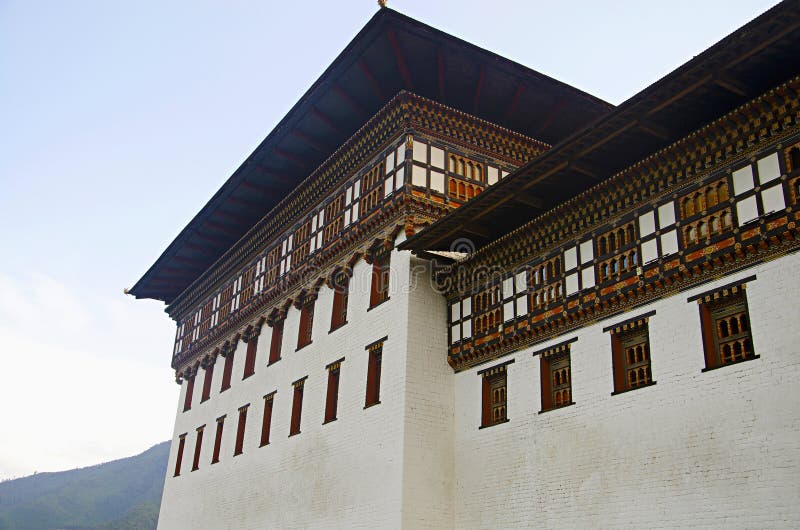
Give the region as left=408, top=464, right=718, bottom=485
left=454, top=252, right=800, bottom=529
left=159, top=239, right=414, bottom=529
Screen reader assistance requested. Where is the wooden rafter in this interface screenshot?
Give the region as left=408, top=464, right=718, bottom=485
left=387, top=28, right=413, bottom=88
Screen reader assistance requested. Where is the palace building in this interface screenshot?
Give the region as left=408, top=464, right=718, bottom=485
left=130, top=3, right=800, bottom=528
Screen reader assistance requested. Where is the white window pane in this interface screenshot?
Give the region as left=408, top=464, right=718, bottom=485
left=451, top=303, right=461, bottom=322
left=430, top=170, right=445, bottom=193
left=564, top=247, right=578, bottom=271
left=352, top=202, right=359, bottom=221
left=463, top=319, right=471, bottom=339
left=502, top=278, right=514, bottom=299
left=384, top=177, right=393, bottom=198
left=346, top=187, right=352, bottom=205
left=353, top=181, right=360, bottom=198
left=581, top=267, right=595, bottom=289
left=282, top=240, right=287, bottom=254
left=317, top=232, right=323, bottom=247
left=344, top=210, right=351, bottom=226
left=736, top=195, right=758, bottom=225
left=516, top=295, right=528, bottom=316
left=565, top=273, right=579, bottom=296
left=310, top=238, right=316, bottom=253
left=395, top=168, right=404, bottom=190
left=579, top=240, right=593, bottom=264
left=487, top=166, right=499, bottom=185
left=660, top=230, right=678, bottom=255
left=761, top=184, right=786, bottom=214
left=515, top=271, right=526, bottom=293
left=639, top=211, right=656, bottom=237
left=463, top=297, right=471, bottom=317
left=286, top=255, right=292, bottom=269
left=287, top=235, right=293, bottom=250
left=396, top=146, right=404, bottom=164
left=412, top=165, right=427, bottom=187
left=319, top=210, right=325, bottom=226
left=412, top=139, right=428, bottom=162
left=658, top=201, right=676, bottom=228
left=503, top=301, right=515, bottom=321
left=501, top=170, right=509, bottom=179
left=641, top=239, right=658, bottom=264
left=451, top=325, right=461, bottom=344
left=430, top=146, right=445, bottom=169
left=311, top=216, right=317, bottom=231
left=385, top=152, right=395, bottom=173
left=732, top=165, right=754, bottom=195
left=757, top=153, right=781, bottom=184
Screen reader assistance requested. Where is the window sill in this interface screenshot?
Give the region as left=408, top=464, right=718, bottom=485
left=329, top=321, right=348, bottom=334
left=367, top=297, right=391, bottom=311
left=259, top=441, right=270, bottom=447
left=211, top=459, right=219, bottom=465
left=200, top=397, right=210, bottom=404
left=363, top=400, right=381, bottom=410
left=611, top=381, right=657, bottom=396
left=702, top=354, right=759, bottom=372
left=190, top=467, right=199, bottom=472
left=538, top=402, right=575, bottom=414
left=323, top=417, right=338, bottom=425
left=233, top=451, right=242, bottom=457
left=288, top=431, right=301, bottom=437
left=479, top=418, right=510, bottom=430
left=295, top=341, right=313, bottom=352
left=220, top=385, right=231, bottom=393
left=267, top=358, right=281, bottom=366
left=242, top=372, right=254, bottom=381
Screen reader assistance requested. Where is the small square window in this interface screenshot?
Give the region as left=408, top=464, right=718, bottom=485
left=698, top=286, right=756, bottom=370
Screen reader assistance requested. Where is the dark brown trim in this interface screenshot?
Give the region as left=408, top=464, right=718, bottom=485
left=602, top=310, right=657, bottom=333
left=686, top=275, right=756, bottom=302
left=476, top=358, right=515, bottom=376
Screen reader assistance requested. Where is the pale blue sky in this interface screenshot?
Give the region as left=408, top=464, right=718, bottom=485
left=0, top=0, right=779, bottom=479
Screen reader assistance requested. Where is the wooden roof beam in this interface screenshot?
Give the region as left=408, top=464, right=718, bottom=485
left=569, top=160, right=602, bottom=180
left=387, top=28, right=413, bottom=88
left=504, top=82, right=525, bottom=122
left=511, top=194, right=545, bottom=209
left=273, top=147, right=311, bottom=169
left=311, top=107, right=346, bottom=136
left=333, top=83, right=367, bottom=118
left=228, top=195, right=264, bottom=213
left=204, top=219, right=243, bottom=239
left=635, top=119, right=672, bottom=141
left=251, top=164, right=295, bottom=185
left=214, top=208, right=252, bottom=226
left=358, top=59, right=384, bottom=100
left=537, top=97, right=568, bottom=136
left=713, top=73, right=750, bottom=97
left=291, top=129, right=330, bottom=154
left=473, top=64, right=486, bottom=114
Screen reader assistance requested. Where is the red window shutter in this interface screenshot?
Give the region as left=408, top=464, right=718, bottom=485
left=325, top=368, right=340, bottom=423
left=330, top=277, right=349, bottom=330
left=211, top=417, right=224, bottom=464
left=539, top=356, right=552, bottom=412
left=610, top=333, right=626, bottom=393
left=201, top=364, right=214, bottom=402
left=221, top=352, right=234, bottom=392
left=269, top=321, right=284, bottom=365
left=243, top=337, right=257, bottom=379
left=365, top=348, right=382, bottom=406
left=297, top=302, right=314, bottom=349
left=191, top=427, right=204, bottom=471
left=234, top=406, right=248, bottom=456
left=183, top=376, right=195, bottom=412
left=481, top=376, right=491, bottom=427
left=173, top=435, right=186, bottom=477
left=290, top=385, right=304, bottom=435
left=260, top=396, right=274, bottom=446
left=699, top=303, right=718, bottom=369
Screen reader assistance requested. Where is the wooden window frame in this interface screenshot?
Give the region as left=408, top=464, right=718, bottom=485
left=183, top=373, right=195, bottom=412
left=324, top=358, right=344, bottom=424
left=290, top=378, right=306, bottom=436
left=369, top=251, right=391, bottom=309
left=260, top=392, right=275, bottom=447
left=364, top=339, right=385, bottom=408
left=173, top=433, right=186, bottom=477
left=478, top=360, right=513, bottom=429
left=607, top=312, right=656, bottom=395
left=200, top=360, right=214, bottom=402
left=296, top=299, right=315, bottom=350
left=211, top=415, right=225, bottom=464
left=691, top=279, right=758, bottom=372
left=191, top=425, right=204, bottom=471
left=536, top=338, right=576, bottom=413
left=234, top=404, right=249, bottom=456
left=243, top=335, right=258, bottom=379
left=220, top=351, right=234, bottom=392
left=268, top=319, right=284, bottom=365
left=330, top=273, right=350, bottom=332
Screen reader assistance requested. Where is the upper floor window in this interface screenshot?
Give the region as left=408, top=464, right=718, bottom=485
left=297, top=297, right=315, bottom=350
left=365, top=339, right=385, bottom=408
left=201, top=358, right=214, bottom=402
left=330, top=270, right=350, bottom=332
left=173, top=433, right=186, bottom=477
left=183, top=371, right=196, bottom=412
left=479, top=360, right=512, bottom=428
left=693, top=280, right=758, bottom=371
left=369, top=248, right=391, bottom=309
left=607, top=312, right=656, bottom=394
left=268, top=319, right=284, bottom=365
left=234, top=404, right=249, bottom=456
left=325, top=359, right=344, bottom=424
left=243, top=334, right=258, bottom=379
left=732, top=152, right=786, bottom=225
left=290, top=377, right=306, bottom=436
left=537, top=339, right=576, bottom=412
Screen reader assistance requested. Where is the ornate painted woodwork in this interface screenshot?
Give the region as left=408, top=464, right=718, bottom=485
left=443, top=76, right=800, bottom=372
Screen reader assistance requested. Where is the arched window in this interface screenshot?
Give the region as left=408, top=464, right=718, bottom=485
left=718, top=182, right=730, bottom=202
left=617, top=229, right=625, bottom=248
left=626, top=225, right=635, bottom=245
left=790, top=147, right=800, bottom=171
left=683, top=197, right=695, bottom=217
left=695, top=193, right=704, bottom=213
left=710, top=216, right=720, bottom=234
left=722, top=211, right=732, bottom=229
left=719, top=319, right=729, bottom=338
left=599, top=236, right=607, bottom=255
left=699, top=221, right=708, bottom=239
left=706, top=187, right=718, bottom=208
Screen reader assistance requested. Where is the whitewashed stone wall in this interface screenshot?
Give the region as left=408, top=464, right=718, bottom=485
left=454, top=252, right=800, bottom=529
left=160, top=240, right=414, bottom=529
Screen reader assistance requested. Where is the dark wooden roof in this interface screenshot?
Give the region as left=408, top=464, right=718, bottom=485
left=129, top=8, right=612, bottom=304
left=399, top=0, right=800, bottom=253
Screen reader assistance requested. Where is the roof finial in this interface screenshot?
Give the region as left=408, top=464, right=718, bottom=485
left=378, top=0, right=387, bottom=8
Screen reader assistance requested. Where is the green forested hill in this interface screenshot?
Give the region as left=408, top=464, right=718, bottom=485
left=0, top=441, right=168, bottom=530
